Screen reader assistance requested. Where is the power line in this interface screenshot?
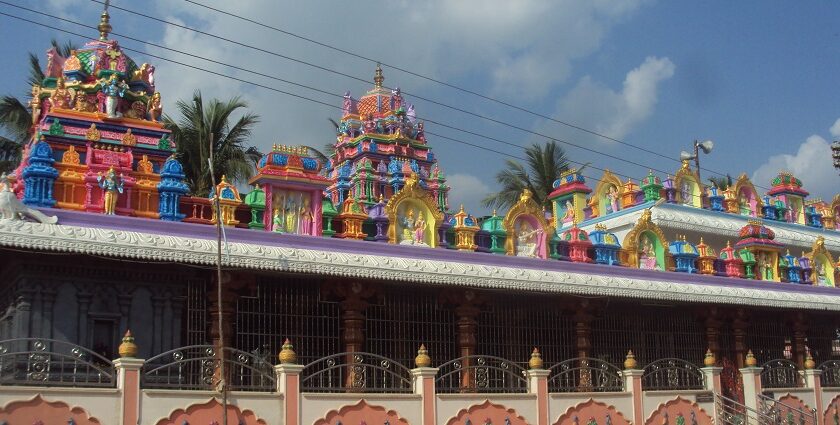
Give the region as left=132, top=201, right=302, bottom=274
left=82, top=0, right=728, bottom=184
left=176, top=0, right=702, bottom=170
left=2, top=8, right=837, bottom=247
left=0, top=3, right=663, bottom=182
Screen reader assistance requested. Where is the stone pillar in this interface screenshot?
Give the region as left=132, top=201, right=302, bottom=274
left=574, top=309, right=593, bottom=359
left=115, top=331, right=143, bottom=425
left=276, top=340, right=302, bottom=425
left=702, top=363, right=724, bottom=420
left=527, top=349, right=550, bottom=425
left=733, top=309, right=749, bottom=369
left=77, top=291, right=93, bottom=346
left=412, top=345, right=439, bottom=425
left=14, top=291, right=32, bottom=339
left=622, top=355, right=644, bottom=425
left=41, top=289, right=56, bottom=339
left=804, top=359, right=824, bottom=425
left=455, top=302, right=480, bottom=391
left=792, top=313, right=808, bottom=369
left=740, top=357, right=763, bottom=414
left=704, top=308, right=722, bottom=362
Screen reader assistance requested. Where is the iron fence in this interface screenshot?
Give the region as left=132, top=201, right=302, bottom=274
left=547, top=357, right=624, bottom=393
left=757, top=394, right=816, bottom=425
left=436, top=355, right=528, bottom=393
left=819, top=360, right=840, bottom=388
left=0, top=338, right=114, bottom=388
left=642, top=358, right=705, bottom=390
left=301, top=352, right=412, bottom=393
left=760, top=359, right=804, bottom=389
left=142, top=345, right=275, bottom=391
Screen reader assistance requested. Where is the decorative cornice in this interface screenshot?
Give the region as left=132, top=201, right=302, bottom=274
left=1, top=219, right=840, bottom=310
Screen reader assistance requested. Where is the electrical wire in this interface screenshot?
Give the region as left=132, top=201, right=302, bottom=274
left=0, top=9, right=836, bottom=249
left=79, top=0, right=732, bottom=183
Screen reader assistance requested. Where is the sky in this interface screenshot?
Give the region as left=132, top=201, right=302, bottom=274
left=1, top=1, right=839, bottom=214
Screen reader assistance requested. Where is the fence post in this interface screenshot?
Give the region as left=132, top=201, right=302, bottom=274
left=702, top=350, right=723, bottom=420
left=622, top=350, right=645, bottom=425
left=740, top=350, right=763, bottom=415
left=804, top=354, right=824, bottom=425
left=412, top=345, right=439, bottom=425
left=114, top=330, right=144, bottom=425
left=276, top=340, right=304, bottom=425
left=526, top=348, right=550, bottom=425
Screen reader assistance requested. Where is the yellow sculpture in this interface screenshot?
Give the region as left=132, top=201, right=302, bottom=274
left=503, top=189, right=550, bottom=259
left=622, top=209, right=669, bottom=269
left=97, top=166, right=124, bottom=215
left=385, top=174, right=443, bottom=246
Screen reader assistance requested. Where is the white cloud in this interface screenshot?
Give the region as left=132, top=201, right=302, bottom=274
left=830, top=117, right=840, bottom=138
left=751, top=133, right=840, bottom=201
left=446, top=173, right=492, bottom=215
left=549, top=56, right=675, bottom=140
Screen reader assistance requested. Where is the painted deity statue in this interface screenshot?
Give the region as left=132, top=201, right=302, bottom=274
left=29, top=85, right=42, bottom=127
left=147, top=92, right=163, bottom=122
left=681, top=181, right=693, bottom=206
left=815, top=258, right=828, bottom=285
left=101, top=75, right=127, bottom=118
left=342, top=91, right=354, bottom=116
left=515, top=220, right=541, bottom=257
left=50, top=77, right=73, bottom=110
left=391, top=87, right=403, bottom=110
left=757, top=253, right=774, bottom=281
left=284, top=195, right=298, bottom=233
left=413, top=210, right=426, bottom=245
left=639, top=236, right=659, bottom=270
left=298, top=197, right=314, bottom=235
left=97, top=166, right=124, bottom=215
left=400, top=209, right=415, bottom=243
left=272, top=208, right=284, bottom=233
left=561, top=200, right=575, bottom=225
left=739, top=194, right=751, bottom=216
left=606, top=185, right=620, bottom=214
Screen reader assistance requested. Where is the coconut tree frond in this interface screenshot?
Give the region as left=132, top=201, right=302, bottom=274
left=165, top=90, right=260, bottom=196
left=0, top=95, right=32, bottom=143
left=482, top=140, right=571, bottom=211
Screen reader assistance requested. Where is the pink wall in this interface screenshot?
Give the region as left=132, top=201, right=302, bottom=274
left=0, top=395, right=101, bottom=425
left=313, top=400, right=409, bottom=425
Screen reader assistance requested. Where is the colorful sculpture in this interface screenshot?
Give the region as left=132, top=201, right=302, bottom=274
left=589, top=223, right=621, bottom=266
left=548, top=169, right=591, bottom=230
left=623, top=209, right=668, bottom=270
left=452, top=205, right=479, bottom=251
left=385, top=174, right=442, bottom=247
left=97, top=166, right=124, bottom=215
left=674, top=160, right=701, bottom=207
left=767, top=172, right=809, bottom=224
left=669, top=235, right=699, bottom=273
left=808, top=237, right=836, bottom=286
left=734, top=220, right=782, bottom=282
left=503, top=189, right=550, bottom=259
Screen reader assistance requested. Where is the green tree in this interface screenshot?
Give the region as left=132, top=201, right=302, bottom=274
left=0, top=40, right=77, bottom=173
left=708, top=174, right=733, bottom=190
left=482, top=140, right=572, bottom=210
left=164, top=91, right=260, bottom=196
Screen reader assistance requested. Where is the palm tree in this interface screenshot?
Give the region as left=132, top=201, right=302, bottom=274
left=164, top=91, right=260, bottom=196
left=482, top=140, right=572, bottom=210
left=708, top=174, right=733, bottom=191
left=0, top=40, right=77, bottom=173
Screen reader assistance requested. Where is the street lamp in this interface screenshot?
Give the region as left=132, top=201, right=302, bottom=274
left=832, top=140, right=840, bottom=173
left=680, top=140, right=714, bottom=183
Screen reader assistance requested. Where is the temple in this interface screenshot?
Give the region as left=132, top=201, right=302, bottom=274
left=1, top=8, right=840, bottom=425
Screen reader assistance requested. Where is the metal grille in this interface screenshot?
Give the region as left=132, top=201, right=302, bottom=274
left=592, top=304, right=705, bottom=365
left=142, top=345, right=275, bottom=392
left=548, top=357, right=624, bottom=392
left=805, top=316, right=840, bottom=364
left=366, top=288, right=455, bottom=368
left=301, top=352, right=412, bottom=393
left=818, top=360, right=840, bottom=388
left=235, top=277, right=340, bottom=365
left=760, top=359, right=804, bottom=388
left=185, top=279, right=209, bottom=346
left=641, top=358, right=705, bottom=390
left=0, top=338, right=114, bottom=388
left=746, top=313, right=790, bottom=364
left=436, top=355, right=528, bottom=393
left=476, top=295, right=574, bottom=367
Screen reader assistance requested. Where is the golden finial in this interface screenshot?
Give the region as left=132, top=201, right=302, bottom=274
left=804, top=351, right=816, bottom=369
left=745, top=350, right=757, bottom=367
left=704, top=348, right=716, bottom=367
left=459, top=204, right=466, bottom=213
left=415, top=344, right=431, bottom=368
left=86, top=124, right=101, bottom=142
left=278, top=338, right=297, bottom=364
left=726, top=240, right=731, bottom=248
left=492, top=209, right=497, bottom=216
left=220, top=175, right=228, bottom=183
left=378, top=193, right=384, bottom=204
left=529, top=347, right=544, bottom=370
left=699, top=237, right=705, bottom=244
left=98, top=0, right=112, bottom=41
left=624, top=350, right=638, bottom=369
left=681, top=159, right=690, bottom=169
left=520, top=188, right=532, bottom=201
left=118, top=330, right=138, bottom=358
left=594, top=223, right=607, bottom=231
left=374, top=63, right=384, bottom=88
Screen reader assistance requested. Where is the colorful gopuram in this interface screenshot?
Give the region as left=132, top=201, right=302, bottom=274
left=2, top=7, right=840, bottom=425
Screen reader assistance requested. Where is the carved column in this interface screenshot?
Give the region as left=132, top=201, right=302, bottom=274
left=14, top=290, right=32, bottom=339
left=335, top=281, right=376, bottom=389
left=117, top=293, right=133, bottom=336
left=574, top=305, right=594, bottom=390
left=733, top=309, right=749, bottom=369
left=151, top=295, right=166, bottom=354
left=792, top=312, right=808, bottom=369
left=456, top=302, right=480, bottom=391
left=207, top=272, right=242, bottom=390
left=77, top=291, right=93, bottom=346
left=704, top=307, right=722, bottom=364
left=41, top=288, right=56, bottom=340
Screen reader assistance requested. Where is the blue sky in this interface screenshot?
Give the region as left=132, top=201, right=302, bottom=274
left=1, top=1, right=838, bottom=213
